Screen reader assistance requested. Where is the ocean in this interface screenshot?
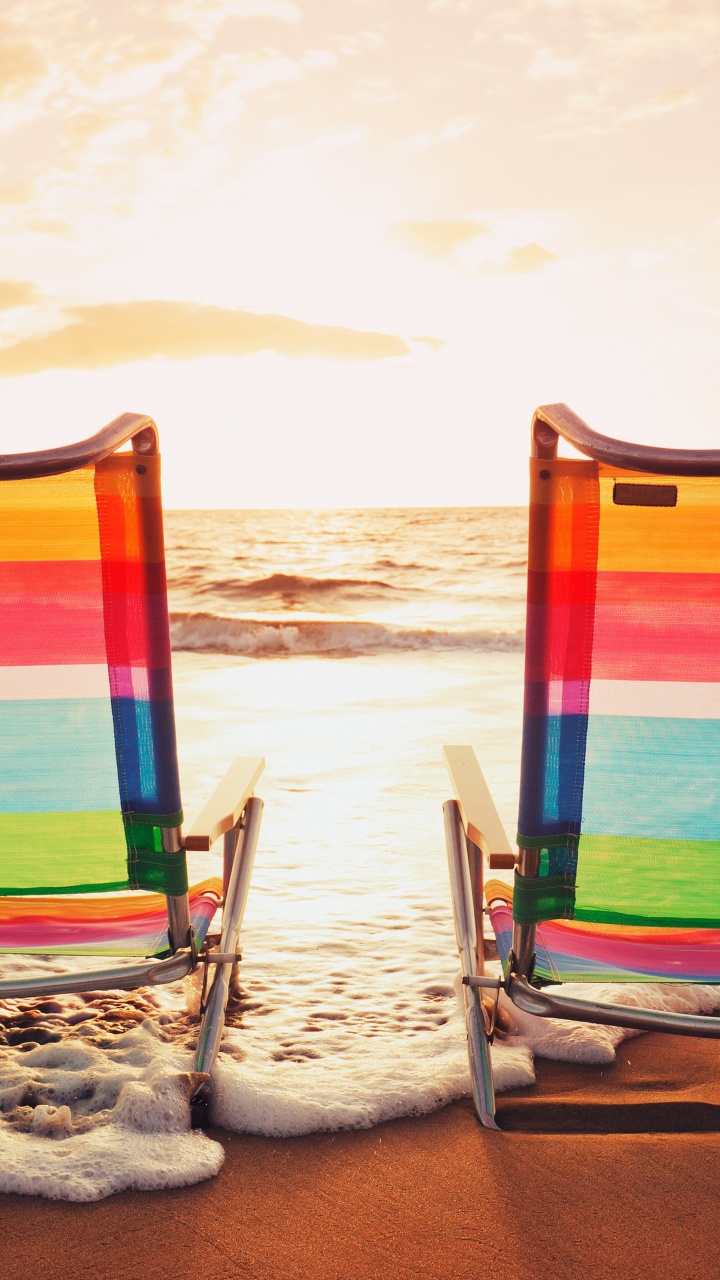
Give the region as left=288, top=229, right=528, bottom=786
left=3, top=507, right=717, bottom=1200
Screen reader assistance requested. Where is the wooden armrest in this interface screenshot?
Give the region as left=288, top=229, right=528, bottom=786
left=184, top=756, right=265, bottom=851
left=443, top=745, right=514, bottom=865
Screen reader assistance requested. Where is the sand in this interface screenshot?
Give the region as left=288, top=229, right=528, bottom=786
left=2, top=1030, right=720, bottom=1280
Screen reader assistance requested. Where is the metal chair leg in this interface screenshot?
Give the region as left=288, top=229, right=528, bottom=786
left=443, top=799, right=499, bottom=1130
left=192, top=796, right=263, bottom=1117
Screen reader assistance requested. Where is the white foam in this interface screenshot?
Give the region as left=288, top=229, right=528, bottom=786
left=3, top=964, right=720, bottom=1200
left=169, top=611, right=524, bottom=658
left=0, top=985, right=224, bottom=1201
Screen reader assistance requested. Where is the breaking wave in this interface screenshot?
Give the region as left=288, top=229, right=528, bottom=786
left=191, top=572, right=402, bottom=604
left=169, top=611, right=525, bottom=658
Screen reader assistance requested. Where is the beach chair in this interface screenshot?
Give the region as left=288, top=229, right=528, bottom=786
left=443, top=403, right=720, bottom=1128
left=0, top=412, right=264, bottom=1096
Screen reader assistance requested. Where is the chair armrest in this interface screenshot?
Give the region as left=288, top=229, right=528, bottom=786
left=184, top=757, right=265, bottom=852
left=442, top=745, right=515, bottom=867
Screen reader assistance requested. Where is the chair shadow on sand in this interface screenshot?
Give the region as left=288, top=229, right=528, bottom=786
left=490, top=1030, right=720, bottom=1134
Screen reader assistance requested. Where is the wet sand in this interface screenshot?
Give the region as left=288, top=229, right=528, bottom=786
left=2, top=1031, right=720, bottom=1280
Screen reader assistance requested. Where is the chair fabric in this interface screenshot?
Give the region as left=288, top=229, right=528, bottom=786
left=0, top=878, right=222, bottom=958
left=516, top=459, right=720, bottom=931
left=487, top=882, right=720, bottom=985
left=0, top=452, right=186, bottom=899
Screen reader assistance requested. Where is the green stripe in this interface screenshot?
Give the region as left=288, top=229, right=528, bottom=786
left=512, top=872, right=576, bottom=924
left=123, top=813, right=188, bottom=895
left=124, top=810, right=184, bottom=829
left=0, top=879, right=130, bottom=896
left=0, top=811, right=128, bottom=895
left=0, top=809, right=188, bottom=898
left=129, top=848, right=188, bottom=896
left=575, top=833, right=720, bottom=928
left=517, top=832, right=579, bottom=850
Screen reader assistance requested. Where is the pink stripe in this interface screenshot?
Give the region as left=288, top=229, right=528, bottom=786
left=592, top=603, right=720, bottom=680
left=0, top=896, right=218, bottom=952
left=0, top=595, right=172, bottom=669
left=593, top=572, right=720, bottom=682
left=0, top=599, right=106, bottom=665
left=490, top=903, right=720, bottom=980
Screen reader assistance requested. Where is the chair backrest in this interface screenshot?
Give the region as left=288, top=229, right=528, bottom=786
left=0, top=416, right=187, bottom=899
left=516, top=406, right=720, bottom=931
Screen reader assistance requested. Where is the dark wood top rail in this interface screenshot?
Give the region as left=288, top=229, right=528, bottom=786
left=532, top=403, right=720, bottom=477
left=0, top=412, right=158, bottom=480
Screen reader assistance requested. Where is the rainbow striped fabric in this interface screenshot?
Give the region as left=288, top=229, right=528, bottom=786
left=0, top=452, right=186, bottom=902
left=516, top=460, right=720, bottom=933
left=487, top=882, right=720, bottom=984
left=0, top=879, right=221, bottom=958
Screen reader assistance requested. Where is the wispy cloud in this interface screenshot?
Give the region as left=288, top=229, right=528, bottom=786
left=0, top=281, right=39, bottom=310
left=0, top=300, right=414, bottom=375
left=528, top=49, right=583, bottom=80
left=406, top=117, right=475, bottom=148
left=623, top=88, right=698, bottom=122
left=498, top=242, right=557, bottom=273
left=392, top=219, right=488, bottom=259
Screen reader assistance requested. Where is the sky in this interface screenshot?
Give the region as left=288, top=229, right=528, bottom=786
left=0, top=0, right=718, bottom=506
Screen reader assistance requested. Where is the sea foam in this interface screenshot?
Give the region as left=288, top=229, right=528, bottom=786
left=3, top=964, right=720, bottom=1201
left=169, top=611, right=524, bottom=658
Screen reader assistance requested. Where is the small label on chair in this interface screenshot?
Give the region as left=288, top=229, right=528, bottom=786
left=613, top=483, right=678, bottom=507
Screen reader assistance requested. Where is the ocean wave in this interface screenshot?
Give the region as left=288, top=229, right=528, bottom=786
left=189, top=572, right=401, bottom=603
left=169, top=611, right=524, bottom=657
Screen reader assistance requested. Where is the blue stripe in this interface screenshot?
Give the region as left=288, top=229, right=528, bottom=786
left=582, top=715, right=720, bottom=840
left=110, top=697, right=182, bottom=816
left=0, top=699, right=120, bottom=812
left=518, top=713, right=587, bottom=839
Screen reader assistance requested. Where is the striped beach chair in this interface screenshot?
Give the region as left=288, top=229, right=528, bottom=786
left=0, top=413, right=264, bottom=1093
left=443, top=404, right=720, bottom=1128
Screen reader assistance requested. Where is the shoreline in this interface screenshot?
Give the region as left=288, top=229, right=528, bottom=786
left=3, top=1031, right=720, bottom=1280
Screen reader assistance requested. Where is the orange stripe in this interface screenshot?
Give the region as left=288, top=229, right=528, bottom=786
left=0, top=877, right=222, bottom=922
left=0, top=467, right=101, bottom=560
left=598, top=476, right=720, bottom=572
left=94, top=454, right=165, bottom=563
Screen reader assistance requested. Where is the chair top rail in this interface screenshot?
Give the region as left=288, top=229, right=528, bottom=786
left=533, top=403, right=720, bottom=477
left=0, top=411, right=158, bottom=480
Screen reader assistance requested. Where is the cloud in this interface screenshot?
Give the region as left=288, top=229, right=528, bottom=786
left=528, top=49, right=583, bottom=80
left=0, top=301, right=413, bottom=376
left=411, top=335, right=445, bottom=351
left=0, top=33, right=46, bottom=100
left=406, top=117, right=475, bottom=148
left=0, top=281, right=39, bottom=310
left=500, top=242, right=558, bottom=273
left=624, top=89, right=698, bottom=122
left=393, top=219, right=488, bottom=259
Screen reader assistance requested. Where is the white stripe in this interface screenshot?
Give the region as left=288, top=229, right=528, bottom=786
left=590, top=679, right=720, bottom=719
left=0, top=664, right=110, bottom=700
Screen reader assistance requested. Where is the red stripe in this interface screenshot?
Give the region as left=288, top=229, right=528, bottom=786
left=0, top=560, right=166, bottom=594
left=529, top=570, right=720, bottom=606
left=598, top=571, right=720, bottom=605
left=527, top=572, right=720, bottom=682
left=103, top=593, right=172, bottom=668
left=0, top=562, right=102, bottom=592
left=101, top=559, right=168, bottom=594
left=526, top=603, right=597, bottom=681
left=528, top=570, right=597, bottom=606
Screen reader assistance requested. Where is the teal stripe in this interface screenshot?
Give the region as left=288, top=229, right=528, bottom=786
left=583, top=715, right=720, bottom=840
left=0, top=699, right=120, bottom=812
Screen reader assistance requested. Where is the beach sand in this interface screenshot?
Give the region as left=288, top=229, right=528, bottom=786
left=2, top=1030, right=720, bottom=1280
